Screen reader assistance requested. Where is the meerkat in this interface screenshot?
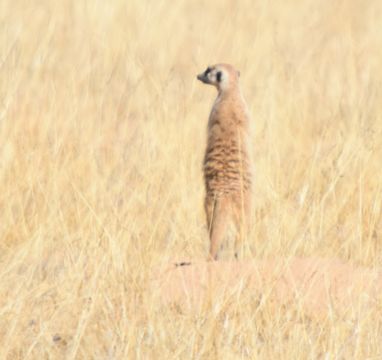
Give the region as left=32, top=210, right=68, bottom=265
left=197, top=63, right=252, bottom=260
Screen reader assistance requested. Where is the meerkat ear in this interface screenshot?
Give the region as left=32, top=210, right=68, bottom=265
left=237, top=70, right=240, bottom=77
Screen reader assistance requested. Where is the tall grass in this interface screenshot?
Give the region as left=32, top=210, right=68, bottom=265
left=0, top=0, right=381, bottom=358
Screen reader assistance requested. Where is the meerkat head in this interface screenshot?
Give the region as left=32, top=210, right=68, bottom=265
left=197, top=64, right=240, bottom=92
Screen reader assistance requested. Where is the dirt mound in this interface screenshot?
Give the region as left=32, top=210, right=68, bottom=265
left=153, top=257, right=382, bottom=316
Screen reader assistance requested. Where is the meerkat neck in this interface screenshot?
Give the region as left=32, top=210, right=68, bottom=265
left=217, top=84, right=243, bottom=101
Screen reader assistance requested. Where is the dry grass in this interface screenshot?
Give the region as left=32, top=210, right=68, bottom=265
left=1, top=0, right=382, bottom=358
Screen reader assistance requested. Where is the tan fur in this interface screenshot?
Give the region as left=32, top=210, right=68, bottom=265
left=197, top=64, right=252, bottom=260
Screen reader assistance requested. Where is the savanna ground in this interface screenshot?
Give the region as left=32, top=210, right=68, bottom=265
left=1, top=0, right=382, bottom=358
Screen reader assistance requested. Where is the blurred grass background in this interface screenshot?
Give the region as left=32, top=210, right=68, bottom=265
left=0, top=0, right=382, bottom=358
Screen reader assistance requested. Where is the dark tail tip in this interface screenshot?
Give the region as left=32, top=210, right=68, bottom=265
left=175, top=261, right=192, bottom=267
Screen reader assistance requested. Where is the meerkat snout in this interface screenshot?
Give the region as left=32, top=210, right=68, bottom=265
left=197, top=66, right=223, bottom=86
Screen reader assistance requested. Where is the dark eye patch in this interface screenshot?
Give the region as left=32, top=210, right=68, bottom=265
left=216, top=71, right=222, bottom=82
left=204, top=67, right=211, bottom=75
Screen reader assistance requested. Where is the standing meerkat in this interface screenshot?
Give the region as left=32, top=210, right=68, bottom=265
left=197, top=63, right=252, bottom=260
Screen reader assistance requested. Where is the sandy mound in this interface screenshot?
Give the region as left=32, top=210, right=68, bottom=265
left=153, top=257, right=382, bottom=316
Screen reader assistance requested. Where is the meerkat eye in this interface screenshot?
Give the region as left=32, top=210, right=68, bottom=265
left=216, top=71, right=222, bottom=82
left=204, top=67, right=211, bottom=76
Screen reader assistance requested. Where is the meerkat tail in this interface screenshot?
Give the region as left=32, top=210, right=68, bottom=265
left=209, top=199, right=230, bottom=261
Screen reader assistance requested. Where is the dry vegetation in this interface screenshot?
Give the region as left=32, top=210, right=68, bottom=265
left=1, top=0, right=382, bottom=358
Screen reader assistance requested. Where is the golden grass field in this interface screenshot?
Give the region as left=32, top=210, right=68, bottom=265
left=1, top=0, right=382, bottom=358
